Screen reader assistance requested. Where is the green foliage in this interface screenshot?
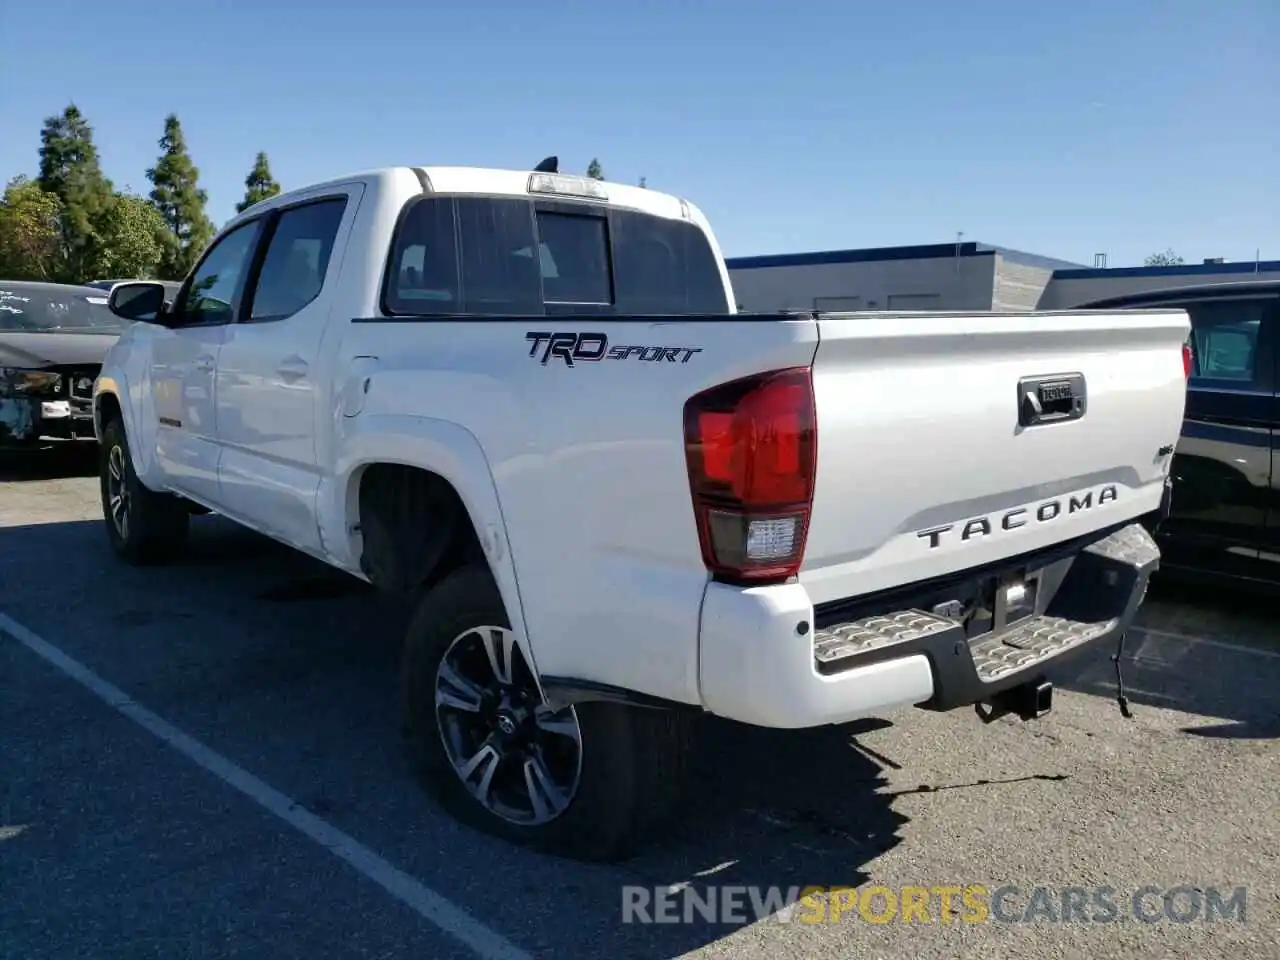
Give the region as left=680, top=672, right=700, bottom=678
left=146, top=114, right=214, bottom=280
left=94, top=192, right=169, bottom=280
left=37, top=104, right=111, bottom=201
left=0, top=176, right=64, bottom=280
left=638, top=176, right=647, bottom=188
left=6, top=105, right=167, bottom=282
left=36, top=104, right=117, bottom=281
left=1144, top=248, right=1184, bottom=267
left=236, top=152, right=282, bottom=213
left=586, top=158, right=604, bottom=180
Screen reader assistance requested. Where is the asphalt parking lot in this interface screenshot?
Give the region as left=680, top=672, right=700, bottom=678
left=2, top=450, right=1277, bottom=960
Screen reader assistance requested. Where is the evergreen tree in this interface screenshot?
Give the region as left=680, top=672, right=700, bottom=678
left=638, top=176, right=647, bottom=188
left=586, top=158, right=604, bottom=180
left=146, top=114, right=215, bottom=280
left=38, top=105, right=109, bottom=199
left=236, top=151, right=282, bottom=213
left=36, top=104, right=115, bottom=281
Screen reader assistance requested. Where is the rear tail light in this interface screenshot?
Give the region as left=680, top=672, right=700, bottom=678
left=683, top=367, right=817, bottom=584
left=1182, top=341, right=1193, bottom=378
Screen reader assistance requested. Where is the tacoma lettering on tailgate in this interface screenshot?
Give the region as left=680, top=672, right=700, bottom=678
left=916, top=484, right=1119, bottom=549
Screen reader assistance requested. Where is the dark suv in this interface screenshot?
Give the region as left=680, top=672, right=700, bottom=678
left=1080, top=280, right=1280, bottom=589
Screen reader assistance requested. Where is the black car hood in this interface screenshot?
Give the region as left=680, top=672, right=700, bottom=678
left=0, top=331, right=119, bottom=368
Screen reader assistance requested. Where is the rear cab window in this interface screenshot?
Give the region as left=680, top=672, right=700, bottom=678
left=383, top=195, right=729, bottom=317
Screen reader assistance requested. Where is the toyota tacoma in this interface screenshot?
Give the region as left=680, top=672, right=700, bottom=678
left=92, top=160, right=1191, bottom=861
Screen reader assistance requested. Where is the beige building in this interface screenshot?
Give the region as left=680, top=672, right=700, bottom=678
left=725, top=242, right=1280, bottom=313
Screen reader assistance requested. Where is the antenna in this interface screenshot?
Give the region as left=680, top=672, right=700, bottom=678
left=533, top=155, right=558, bottom=174
left=955, top=231, right=964, bottom=274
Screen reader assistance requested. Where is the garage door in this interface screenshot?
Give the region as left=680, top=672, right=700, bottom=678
left=814, top=296, right=862, bottom=311
left=887, top=293, right=941, bottom=310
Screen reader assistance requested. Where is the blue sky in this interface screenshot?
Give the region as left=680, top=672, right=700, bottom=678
left=1, top=0, right=1275, bottom=267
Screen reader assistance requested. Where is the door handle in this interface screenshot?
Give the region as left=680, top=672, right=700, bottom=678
left=277, top=356, right=309, bottom=382
left=194, top=354, right=215, bottom=373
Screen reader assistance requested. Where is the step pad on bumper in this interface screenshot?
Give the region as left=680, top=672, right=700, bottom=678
left=813, top=609, right=955, bottom=665
left=807, top=521, right=1161, bottom=711
left=968, top=614, right=1115, bottom=682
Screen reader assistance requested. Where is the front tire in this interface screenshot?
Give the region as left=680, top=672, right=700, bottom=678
left=99, top=416, right=190, bottom=565
left=401, top=563, right=694, bottom=861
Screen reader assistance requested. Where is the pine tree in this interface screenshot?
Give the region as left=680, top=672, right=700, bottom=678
left=638, top=176, right=647, bottom=188
left=586, top=158, right=604, bottom=181
left=36, top=104, right=115, bottom=281
left=38, top=104, right=109, bottom=200
left=146, top=114, right=215, bottom=280
left=236, top=152, right=282, bottom=213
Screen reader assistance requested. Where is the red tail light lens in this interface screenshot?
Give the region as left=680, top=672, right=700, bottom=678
left=683, top=367, right=817, bottom=583
left=1182, top=342, right=1193, bottom=378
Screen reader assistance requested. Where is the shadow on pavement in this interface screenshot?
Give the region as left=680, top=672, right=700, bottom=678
left=1178, top=717, right=1280, bottom=740
left=0, top=445, right=99, bottom=482
left=1142, top=573, right=1280, bottom=645
left=1049, top=577, right=1280, bottom=740
left=0, top=516, right=916, bottom=957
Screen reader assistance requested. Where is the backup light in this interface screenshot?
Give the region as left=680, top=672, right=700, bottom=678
left=527, top=173, right=608, bottom=201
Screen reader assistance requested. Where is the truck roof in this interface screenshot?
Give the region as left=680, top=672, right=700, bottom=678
left=228, top=165, right=705, bottom=232
left=1077, top=279, right=1280, bottom=309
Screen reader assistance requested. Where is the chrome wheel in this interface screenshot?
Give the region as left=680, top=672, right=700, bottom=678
left=106, top=445, right=130, bottom=541
left=435, top=625, right=583, bottom=826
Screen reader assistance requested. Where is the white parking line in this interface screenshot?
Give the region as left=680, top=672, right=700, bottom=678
left=1131, top=625, right=1280, bottom=660
left=0, top=611, right=531, bottom=960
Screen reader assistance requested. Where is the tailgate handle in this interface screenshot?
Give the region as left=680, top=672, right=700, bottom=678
left=1018, top=374, right=1086, bottom=427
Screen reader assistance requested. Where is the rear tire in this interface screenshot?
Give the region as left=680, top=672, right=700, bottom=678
left=401, top=563, right=695, bottom=862
left=99, top=416, right=190, bottom=565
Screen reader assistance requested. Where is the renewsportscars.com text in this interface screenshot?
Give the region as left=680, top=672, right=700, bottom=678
left=621, top=884, right=1248, bottom=925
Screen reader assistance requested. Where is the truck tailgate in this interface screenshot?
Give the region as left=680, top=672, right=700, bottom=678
left=801, top=309, right=1190, bottom=605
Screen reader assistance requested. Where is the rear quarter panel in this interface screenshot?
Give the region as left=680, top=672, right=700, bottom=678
left=335, top=315, right=819, bottom=705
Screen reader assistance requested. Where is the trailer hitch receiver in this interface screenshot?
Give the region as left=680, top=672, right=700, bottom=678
left=975, top=678, right=1053, bottom=724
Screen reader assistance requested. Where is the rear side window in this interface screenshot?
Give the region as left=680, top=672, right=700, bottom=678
left=383, top=196, right=728, bottom=316
left=1185, top=299, right=1269, bottom=384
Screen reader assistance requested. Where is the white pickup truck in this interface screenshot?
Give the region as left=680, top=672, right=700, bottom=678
left=94, top=162, right=1190, bottom=861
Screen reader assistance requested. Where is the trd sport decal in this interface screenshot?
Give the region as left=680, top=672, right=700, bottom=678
left=526, top=332, right=702, bottom=367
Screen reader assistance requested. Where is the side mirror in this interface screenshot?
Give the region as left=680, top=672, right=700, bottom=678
left=108, top=281, right=173, bottom=325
